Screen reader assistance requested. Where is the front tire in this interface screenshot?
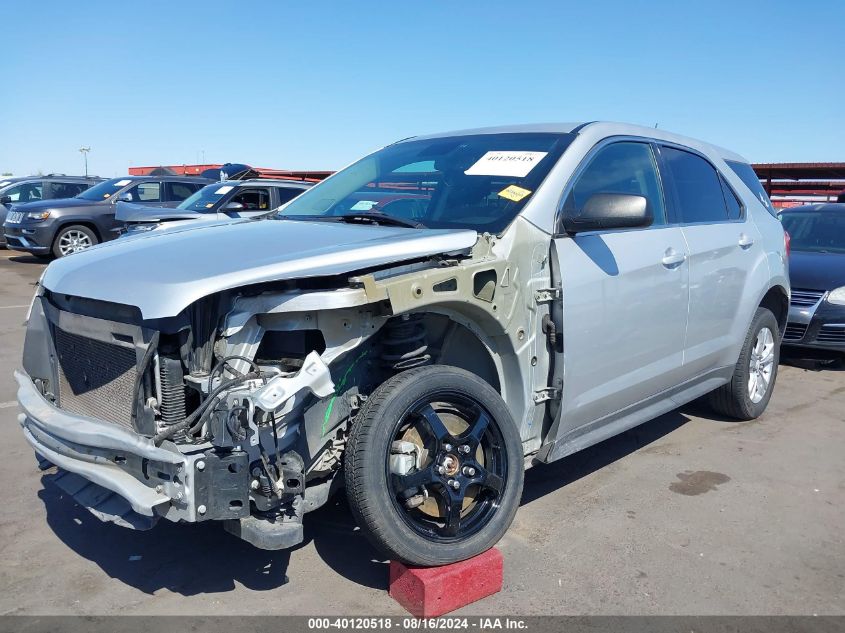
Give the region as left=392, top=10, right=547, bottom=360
left=345, top=365, right=524, bottom=566
left=52, top=225, right=98, bottom=258
left=706, top=307, right=780, bottom=420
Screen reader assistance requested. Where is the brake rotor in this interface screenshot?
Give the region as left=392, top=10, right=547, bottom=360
left=398, top=402, right=485, bottom=518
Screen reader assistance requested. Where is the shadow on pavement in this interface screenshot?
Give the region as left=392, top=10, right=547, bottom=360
left=7, top=254, right=49, bottom=265
left=38, top=481, right=388, bottom=595
left=37, top=406, right=706, bottom=594
left=521, top=409, right=690, bottom=505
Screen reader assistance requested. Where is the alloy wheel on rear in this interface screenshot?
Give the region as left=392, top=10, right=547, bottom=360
left=748, top=326, right=775, bottom=403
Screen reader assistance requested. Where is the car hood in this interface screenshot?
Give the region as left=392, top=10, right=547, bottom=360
left=789, top=251, right=845, bottom=291
left=41, top=218, right=478, bottom=320
left=13, top=197, right=100, bottom=211
left=116, top=201, right=202, bottom=223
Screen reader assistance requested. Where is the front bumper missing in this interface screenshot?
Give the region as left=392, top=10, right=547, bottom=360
left=15, top=370, right=192, bottom=518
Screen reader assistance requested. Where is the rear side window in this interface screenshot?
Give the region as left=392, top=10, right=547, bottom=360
left=568, top=141, right=667, bottom=226
left=719, top=176, right=743, bottom=220
left=726, top=160, right=776, bottom=217
left=275, top=187, right=305, bottom=206
left=661, top=147, right=728, bottom=223
left=48, top=182, right=88, bottom=199
left=166, top=181, right=200, bottom=202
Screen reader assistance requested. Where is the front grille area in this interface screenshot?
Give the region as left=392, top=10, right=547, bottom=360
left=790, top=289, right=825, bottom=308
left=783, top=323, right=808, bottom=342
left=54, top=327, right=138, bottom=429
left=817, top=325, right=845, bottom=344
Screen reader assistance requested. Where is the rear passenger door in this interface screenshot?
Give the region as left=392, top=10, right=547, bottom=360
left=658, top=146, right=764, bottom=375
left=552, top=140, right=690, bottom=435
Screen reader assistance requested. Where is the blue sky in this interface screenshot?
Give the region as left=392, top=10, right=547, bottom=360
left=1, top=1, right=842, bottom=177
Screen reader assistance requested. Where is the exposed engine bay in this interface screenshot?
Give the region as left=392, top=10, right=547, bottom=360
left=18, top=220, right=555, bottom=550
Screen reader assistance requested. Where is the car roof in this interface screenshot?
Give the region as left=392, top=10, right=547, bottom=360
left=116, top=175, right=212, bottom=182
left=215, top=179, right=314, bottom=188
left=779, top=203, right=845, bottom=213
left=406, top=121, right=749, bottom=164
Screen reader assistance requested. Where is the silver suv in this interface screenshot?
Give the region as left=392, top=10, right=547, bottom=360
left=17, top=122, right=789, bottom=566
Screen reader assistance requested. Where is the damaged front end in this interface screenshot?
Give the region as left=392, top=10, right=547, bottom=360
left=19, top=251, right=489, bottom=549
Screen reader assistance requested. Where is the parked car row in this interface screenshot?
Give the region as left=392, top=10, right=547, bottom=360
left=0, top=174, right=103, bottom=247
left=2, top=172, right=313, bottom=258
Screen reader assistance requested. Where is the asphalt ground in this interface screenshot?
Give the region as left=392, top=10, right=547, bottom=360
left=0, top=248, right=842, bottom=615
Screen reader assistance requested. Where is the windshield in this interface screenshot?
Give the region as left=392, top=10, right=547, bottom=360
left=276, top=132, right=576, bottom=232
left=780, top=211, right=845, bottom=254
left=178, top=183, right=236, bottom=212
left=77, top=177, right=134, bottom=201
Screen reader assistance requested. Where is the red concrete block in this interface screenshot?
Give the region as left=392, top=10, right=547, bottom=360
left=388, top=548, right=503, bottom=617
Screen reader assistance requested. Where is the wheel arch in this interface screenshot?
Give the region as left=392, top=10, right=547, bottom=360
left=758, top=284, right=789, bottom=335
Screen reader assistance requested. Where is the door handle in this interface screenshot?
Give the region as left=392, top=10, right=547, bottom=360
left=738, top=233, right=755, bottom=249
left=661, top=248, right=686, bottom=268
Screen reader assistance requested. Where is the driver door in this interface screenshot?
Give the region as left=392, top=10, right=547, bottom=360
left=551, top=140, right=690, bottom=440
left=222, top=188, right=272, bottom=218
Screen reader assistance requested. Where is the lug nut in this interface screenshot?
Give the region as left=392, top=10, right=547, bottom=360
left=463, top=466, right=476, bottom=476
left=197, top=504, right=207, bottom=515
left=155, top=485, right=163, bottom=493
left=458, top=445, right=470, bottom=454
left=448, top=479, right=460, bottom=490
left=437, top=465, right=446, bottom=475
left=196, top=461, right=206, bottom=471
left=443, top=443, right=453, bottom=451
left=251, top=479, right=260, bottom=490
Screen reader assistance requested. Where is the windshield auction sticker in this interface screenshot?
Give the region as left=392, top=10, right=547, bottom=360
left=498, top=185, right=532, bottom=202
left=465, top=151, right=548, bottom=178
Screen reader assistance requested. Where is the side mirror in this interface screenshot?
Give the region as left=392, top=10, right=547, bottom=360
left=222, top=201, right=245, bottom=212
left=0, top=195, right=11, bottom=205
left=561, top=193, right=652, bottom=234
left=117, top=192, right=134, bottom=203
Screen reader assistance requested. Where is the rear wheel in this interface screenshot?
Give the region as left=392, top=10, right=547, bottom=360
left=345, top=365, right=523, bottom=566
left=706, top=307, right=780, bottom=420
left=52, top=225, right=98, bottom=258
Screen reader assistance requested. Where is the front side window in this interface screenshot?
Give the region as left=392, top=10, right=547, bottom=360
left=662, top=147, right=729, bottom=224
left=124, top=181, right=161, bottom=202
left=230, top=188, right=270, bottom=210
left=3, top=182, right=43, bottom=203
left=275, top=132, right=576, bottom=232
left=566, top=142, right=667, bottom=226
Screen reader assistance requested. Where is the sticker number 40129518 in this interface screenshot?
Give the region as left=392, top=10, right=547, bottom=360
left=464, top=151, right=548, bottom=178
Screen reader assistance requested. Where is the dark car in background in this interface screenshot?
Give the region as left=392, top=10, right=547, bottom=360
left=117, top=179, right=313, bottom=235
left=0, top=175, right=102, bottom=247
left=3, top=175, right=210, bottom=258
left=780, top=203, right=845, bottom=357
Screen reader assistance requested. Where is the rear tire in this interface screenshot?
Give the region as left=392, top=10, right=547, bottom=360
left=706, top=307, right=780, bottom=420
left=52, top=225, right=98, bottom=258
left=345, top=365, right=523, bottom=566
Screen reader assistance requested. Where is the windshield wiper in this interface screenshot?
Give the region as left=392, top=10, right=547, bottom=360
left=337, top=212, right=426, bottom=229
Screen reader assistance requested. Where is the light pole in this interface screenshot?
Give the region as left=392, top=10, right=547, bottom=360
left=79, top=146, right=91, bottom=177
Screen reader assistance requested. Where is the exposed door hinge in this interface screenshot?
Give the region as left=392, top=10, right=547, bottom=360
left=534, top=286, right=561, bottom=303
left=533, top=387, right=561, bottom=404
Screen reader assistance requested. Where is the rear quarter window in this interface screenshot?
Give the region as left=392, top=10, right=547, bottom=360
left=726, top=160, right=776, bottom=217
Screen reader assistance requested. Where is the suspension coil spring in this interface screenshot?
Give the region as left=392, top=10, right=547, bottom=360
left=380, top=314, right=431, bottom=370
